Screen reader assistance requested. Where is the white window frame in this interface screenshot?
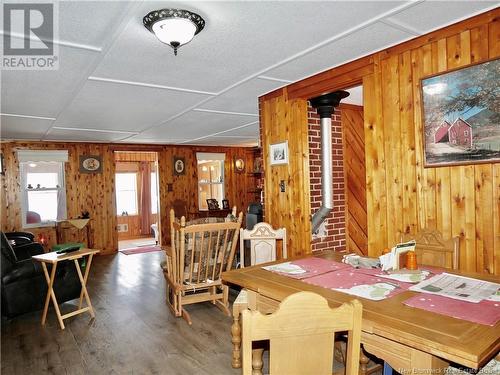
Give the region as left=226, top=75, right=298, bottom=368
left=20, top=161, right=66, bottom=228
left=115, top=172, right=139, bottom=215
left=196, top=153, right=225, bottom=210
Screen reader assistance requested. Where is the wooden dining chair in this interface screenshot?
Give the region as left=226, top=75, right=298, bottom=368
left=163, top=208, right=243, bottom=325
left=400, top=229, right=460, bottom=270
left=241, top=292, right=362, bottom=375
left=239, top=222, right=286, bottom=268
left=231, top=222, right=287, bottom=366
left=382, top=229, right=460, bottom=375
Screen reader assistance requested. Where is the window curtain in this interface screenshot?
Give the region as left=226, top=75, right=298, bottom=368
left=57, top=188, right=67, bottom=221
left=139, top=162, right=152, bottom=235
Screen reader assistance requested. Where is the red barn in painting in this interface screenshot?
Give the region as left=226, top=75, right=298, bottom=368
left=434, top=120, right=451, bottom=143
left=433, top=118, right=472, bottom=148
left=449, top=118, right=472, bottom=148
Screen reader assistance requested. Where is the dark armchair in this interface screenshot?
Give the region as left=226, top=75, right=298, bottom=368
left=1, top=232, right=81, bottom=318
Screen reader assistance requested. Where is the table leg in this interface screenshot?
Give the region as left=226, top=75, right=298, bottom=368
left=231, top=311, right=242, bottom=368
left=359, top=347, right=370, bottom=375
left=252, top=348, right=264, bottom=375
left=86, top=224, right=92, bottom=248
left=40, top=262, right=65, bottom=329
left=74, top=255, right=95, bottom=317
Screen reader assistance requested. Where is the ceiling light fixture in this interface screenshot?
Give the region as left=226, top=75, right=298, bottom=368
left=143, top=8, right=205, bottom=56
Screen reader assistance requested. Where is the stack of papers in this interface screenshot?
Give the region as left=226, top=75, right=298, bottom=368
left=410, top=273, right=500, bottom=303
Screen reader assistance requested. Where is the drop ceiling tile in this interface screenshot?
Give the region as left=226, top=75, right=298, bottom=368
left=0, top=116, right=54, bottom=140
left=198, top=78, right=285, bottom=114
left=53, top=80, right=211, bottom=132
left=45, top=128, right=127, bottom=142
left=0, top=46, right=99, bottom=117
left=58, top=1, right=133, bottom=47
left=188, top=136, right=258, bottom=147
left=93, top=1, right=406, bottom=92
left=139, top=110, right=258, bottom=140
left=387, top=1, right=498, bottom=34
left=265, top=22, right=414, bottom=82
left=218, top=123, right=259, bottom=138
left=123, top=135, right=190, bottom=144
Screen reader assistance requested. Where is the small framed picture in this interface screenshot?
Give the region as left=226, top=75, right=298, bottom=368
left=269, top=141, right=288, bottom=165
left=80, top=155, right=102, bottom=173
left=173, top=157, right=185, bottom=175
left=222, top=199, right=230, bottom=210
left=206, top=198, right=219, bottom=210
left=234, top=158, right=245, bottom=173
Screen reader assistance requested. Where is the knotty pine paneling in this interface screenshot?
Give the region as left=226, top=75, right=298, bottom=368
left=260, top=94, right=311, bottom=257
left=1, top=141, right=117, bottom=253
left=1, top=142, right=256, bottom=253
left=341, top=104, right=368, bottom=255
left=117, top=214, right=158, bottom=240
left=259, top=9, right=499, bottom=274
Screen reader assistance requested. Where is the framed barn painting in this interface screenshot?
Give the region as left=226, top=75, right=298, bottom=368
left=421, top=58, right=499, bottom=167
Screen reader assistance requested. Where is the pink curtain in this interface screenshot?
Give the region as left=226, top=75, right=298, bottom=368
left=139, top=162, right=152, bottom=235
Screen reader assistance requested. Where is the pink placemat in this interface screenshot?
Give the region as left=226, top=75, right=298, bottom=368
left=265, top=257, right=351, bottom=279
left=303, top=269, right=412, bottom=299
left=403, top=294, right=500, bottom=326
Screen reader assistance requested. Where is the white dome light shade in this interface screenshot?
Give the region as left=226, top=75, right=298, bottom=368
left=152, top=18, right=197, bottom=46
left=143, top=9, right=205, bottom=56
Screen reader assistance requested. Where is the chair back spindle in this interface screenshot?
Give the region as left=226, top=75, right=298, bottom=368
left=164, top=208, right=243, bottom=324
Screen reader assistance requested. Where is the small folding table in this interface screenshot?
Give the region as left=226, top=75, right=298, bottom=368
left=32, top=248, right=99, bottom=329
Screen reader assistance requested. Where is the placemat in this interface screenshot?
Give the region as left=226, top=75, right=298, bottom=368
left=263, top=257, right=351, bottom=279
left=303, top=269, right=412, bottom=300
left=403, top=294, right=500, bottom=326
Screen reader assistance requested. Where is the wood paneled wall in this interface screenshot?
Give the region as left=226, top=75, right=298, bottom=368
left=260, top=93, right=312, bottom=256
left=1, top=142, right=117, bottom=252
left=259, top=10, right=499, bottom=274
left=117, top=214, right=158, bottom=240
left=1, top=141, right=256, bottom=254
left=341, top=104, right=368, bottom=255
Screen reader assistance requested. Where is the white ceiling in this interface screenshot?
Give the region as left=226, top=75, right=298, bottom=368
left=1, top=1, right=497, bottom=146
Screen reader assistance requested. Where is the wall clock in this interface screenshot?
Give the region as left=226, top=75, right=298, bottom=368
left=79, top=155, right=102, bottom=173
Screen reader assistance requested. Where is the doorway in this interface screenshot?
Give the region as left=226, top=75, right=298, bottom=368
left=114, top=151, right=160, bottom=251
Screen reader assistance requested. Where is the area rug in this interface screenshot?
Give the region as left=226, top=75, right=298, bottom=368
left=119, top=246, right=163, bottom=255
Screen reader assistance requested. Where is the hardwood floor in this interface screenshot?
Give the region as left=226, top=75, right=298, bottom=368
left=1, top=251, right=241, bottom=375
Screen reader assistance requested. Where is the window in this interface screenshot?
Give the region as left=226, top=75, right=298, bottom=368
left=464, top=130, right=468, bottom=136
left=196, top=153, right=225, bottom=210
left=116, top=173, right=138, bottom=215
left=151, top=172, right=158, bottom=214
left=19, top=150, right=68, bottom=227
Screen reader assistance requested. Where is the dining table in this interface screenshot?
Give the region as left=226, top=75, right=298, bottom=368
left=222, top=250, right=500, bottom=374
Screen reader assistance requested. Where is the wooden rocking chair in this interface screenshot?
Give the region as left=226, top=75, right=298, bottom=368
left=163, top=209, right=243, bottom=325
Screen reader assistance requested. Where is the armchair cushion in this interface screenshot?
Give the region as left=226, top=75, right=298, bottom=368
left=12, top=242, right=44, bottom=261
left=5, top=231, right=35, bottom=246
left=2, top=259, right=41, bottom=285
